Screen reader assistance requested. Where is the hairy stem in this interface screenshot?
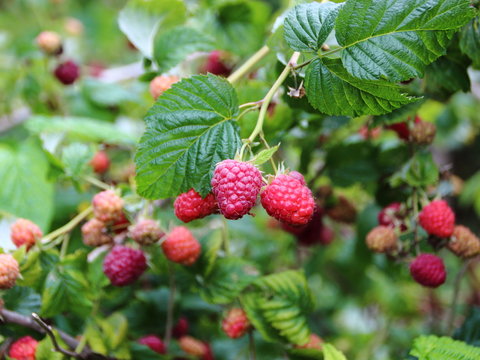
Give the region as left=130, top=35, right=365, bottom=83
left=228, top=45, right=270, bottom=84
left=42, top=206, right=93, bottom=244
left=446, top=259, right=471, bottom=334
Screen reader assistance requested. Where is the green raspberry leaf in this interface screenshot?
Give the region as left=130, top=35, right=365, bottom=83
left=135, top=74, right=241, bottom=199
left=459, top=17, right=480, bottom=67
left=284, top=2, right=342, bottom=52
left=305, top=58, right=417, bottom=116
left=335, top=0, right=474, bottom=82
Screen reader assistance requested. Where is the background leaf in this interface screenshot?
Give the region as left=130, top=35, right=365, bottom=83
left=459, top=17, right=480, bottom=67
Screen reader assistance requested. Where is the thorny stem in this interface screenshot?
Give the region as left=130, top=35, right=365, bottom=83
left=446, top=259, right=471, bottom=334
left=42, top=206, right=93, bottom=244
left=164, top=262, right=176, bottom=349
left=247, top=52, right=301, bottom=145
left=227, top=45, right=270, bottom=84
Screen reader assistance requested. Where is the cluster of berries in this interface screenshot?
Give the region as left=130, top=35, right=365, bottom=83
left=173, top=160, right=315, bottom=230
left=366, top=199, right=480, bottom=288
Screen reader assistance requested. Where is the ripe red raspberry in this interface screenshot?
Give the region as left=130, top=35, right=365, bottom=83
left=211, top=160, right=263, bottom=220
left=174, top=189, right=218, bottom=223
left=11, top=218, right=43, bottom=250
left=378, top=202, right=407, bottom=231
left=222, top=308, right=251, bottom=339
left=162, top=227, right=201, bottom=266
left=9, top=336, right=38, bottom=360
left=130, top=219, right=164, bottom=246
left=294, top=207, right=324, bottom=246
left=296, top=334, right=323, bottom=350
left=149, top=75, right=179, bottom=100
left=261, top=174, right=315, bottom=226
left=172, top=317, right=189, bottom=339
left=410, top=253, right=446, bottom=288
left=103, top=245, right=147, bottom=286
left=203, top=50, right=232, bottom=77
left=138, top=335, right=166, bottom=354
left=365, top=226, right=397, bottom=253
left=179, top=336, right=208, bottom=357
left=36, top=31, right=62, bottom=55
left=54, top=60, right=80, bottom=85
left=448, top=225, right=480, bottom=258
left=81, top=218, right=113, bottom=247
left=92, top=190, right=124, bottom=223
left=0, top=254, right=20, bottom=289
left=288, top=171, right=306, bottom=185
left=90, top=151, right=110, bottom=174
left=418, top=200, right=455, bottom=238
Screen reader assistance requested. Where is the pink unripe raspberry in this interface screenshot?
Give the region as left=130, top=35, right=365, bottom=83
left=211, top=160, right=263, bottom=220
left=149, top=75, right=179, bottom=100
left=0, top=254, right=20, bottom=290
left=64, top=17, right=84, bottom=36
left=103, top=245, right=147, bottom=286
left=36, top=31, right=62, bottom=55
left=92, top=190, right=124, bottom=223
left=54, top=60, right=80, bottom=85
left=418, top=200, right=455, bottom=238
left=448, top=225, right=480, bottom=258
left=9, top=336, right=38, bottom=360
left=365, top=226, right=397, bottom=253
left=162, top=226, right=201, bottom=266
left=138, top=335, right=166, bottom=354
left=179, top=336, right=208, bottom=357
left=261, top=174, right=315, bottom=226
left=130, top=219, right=164, bottom=246
left=174, top=189, right=218, bottom=223
left=90, top=151, right=110, bottom=174
left=410, top=253, right=446, bottom=288
left=222, top=308, right=251, bottom=339
left=81, top=218, right=113, bottom=247
left=296, top=334, right=323, bottom=350
left=11, top=218, right=43, bottom=250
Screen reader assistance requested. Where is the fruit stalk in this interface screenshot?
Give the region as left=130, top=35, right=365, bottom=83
left=227, top=45, right=270, bottom=84
left=42, top=206, right=93, bottom=244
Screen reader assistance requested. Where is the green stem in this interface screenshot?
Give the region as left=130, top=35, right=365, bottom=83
left=446, top=260, right=471, bottom=334
left=164, top=262, right=176, bottom=349
left=228, top=45, right=270, bottom=84
left=42, top=206, right=93, bottom=244
left=247, top=52, right=300, bottom=144
left=83, top=176, right=111, bottom=191
left=60, top=235, right=70, bottom=259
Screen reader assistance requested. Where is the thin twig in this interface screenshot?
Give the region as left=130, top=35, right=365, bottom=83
left=446, top=260, right=471, bottom=334
left=42, top=206, right=93, bottom=244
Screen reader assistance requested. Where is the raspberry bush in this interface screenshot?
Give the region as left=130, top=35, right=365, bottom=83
left=1, top=0, right=480, bottom=359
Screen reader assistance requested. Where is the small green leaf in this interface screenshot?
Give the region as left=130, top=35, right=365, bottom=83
left=85, top=320, right=108, bottom=355
left=154, top=26, right=215, bottom=73
left=61, top=143, right=94, bottom=179
left=305, top=58, right=417, bottom=116
left=460, top=17, right=480, bottom=67
left=323, top=343, right=347, bottom=360
left=3, top=286, right=41, bottom=316
left=250, top=145, right=279, bottom=166
left=35, top=335, right=64, bottom=360
left=284, top=2, right=341, bottom=52
left=82, top=78, right=139, bottom=107
left=16, top=249, right=43, bottom=288
left=410, top=335, right=480, bottom=359
left=135, top=74, right=241, bottom=198
left=390, top=151, right=439, bottom=187
left=118, top=0, right=186, bottom=58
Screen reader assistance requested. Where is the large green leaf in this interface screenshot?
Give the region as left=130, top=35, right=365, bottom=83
left=0, top=139, right=53, bottom=230
left=305, top=58, right=417, bottom=116
left=410, top=335, right=480, bottom=359
left=26, top=116, right=137, bottom=145
left=459, top=17, right=480, bottom=67
left=135, top=74, right=241, bottom=199
left=154, top=26, right=215, bottom=73
left=284, top=2, right=342, bottom=52
left=118, top=0, right=186, bottom=58
left=335, top=0, right=474, bottom=81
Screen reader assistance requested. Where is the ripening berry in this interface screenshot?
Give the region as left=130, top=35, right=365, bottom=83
left=179, top=336, right=208, bottom=357
left=448, top=225, right=480, bottom=258
left=90, top=151, right=110, bottom=174
left=203, top=50, right=232, bottom=77
left=378, top=202, right=407, bottom=231
left=222, top=308, right=251, bottom=339
left=410, top=253, right=446, bottom=288
left=130, top=219, right=164, bottom=246
left=92, top=190, right=124, bottom=223
left=296, top=334, right=323, bottom=350
left=0, top=254, right=20, bottom=290
left=9, top=336, right=38, bottom=360
left=54, top=60, right=80, bottom=85
left=103, top=245, right=147, bottom=286
left=325, top=196, right=357, bottom=224
left=385, top=116, right=420, bottom=141
left=11, top=218, right=43, bottom=250
left=149, top=75, right=179, bottom=100
left=172, top=317, right=189, bottom=339
left=211, top=160, right=263, bottom=220
left=418, top=200, right=455, bottom=238
left=174, top=189, right=218, bottom=223
left=162, top=226, right=201, bottom=266
left=64, top=17, right=84, bottom=36
left=81, top=218, right=113, bottom=247
left=365, top=226, right=397, bottom=253
left=36, top=31, right=62, bottom=55
left=411, top=121, right=436, bottom=145
left=138, top=335, right=166, bottom=354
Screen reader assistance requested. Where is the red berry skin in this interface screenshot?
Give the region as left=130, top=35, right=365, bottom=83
left=9, top=336, right=38, bottom=360
left=103, top=246, right=147, bottom=286
left=174, top=189, right=218, bottom=223
left=138, top=335, right=166, bottom=354
left=172, top=317, right=189, bottom=339
left=418, top=200, right=455, bottom=238
left=288, top=171, right=306, bottom=185
left=261, top=174, right=315, bottom=226
left=54, top=60, right=80, bottom=85
left=162, top=226, right=201, bottom=266
left=204, top=50, right=232, bottom=77
left=222, top=308, right=251, bottom=339
left=90, top=151, right=110, bottom=174
left=211, top=160, right=263, bottom=220
left=410, top=254, right=446, bottom=288
left=11, top=218, right=43, bottom=250
left=378, top=202, right=407, bottom=231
